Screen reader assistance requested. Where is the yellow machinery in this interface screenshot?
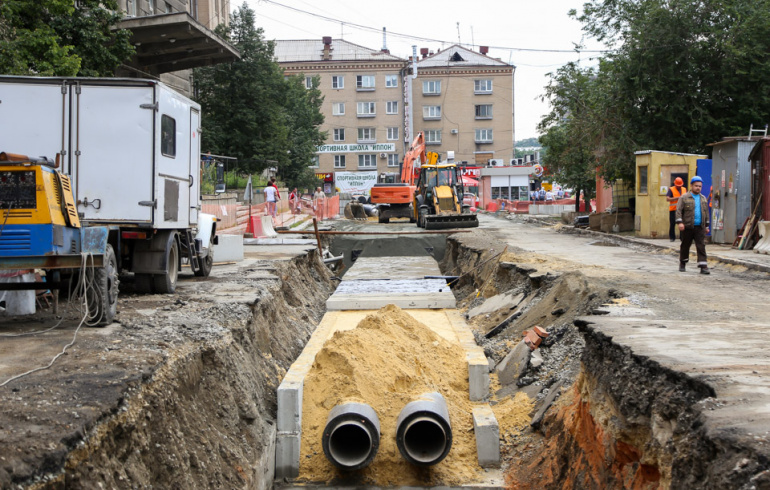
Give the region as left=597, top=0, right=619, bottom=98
left=413, top=156, right=479, bottom=230
left=0, top=152, right=118, bottom=325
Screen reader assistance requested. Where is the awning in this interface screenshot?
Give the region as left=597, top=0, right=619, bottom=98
left=461, top=175, right=479, bottom=186
left=117, top=13, right=240, bottom=75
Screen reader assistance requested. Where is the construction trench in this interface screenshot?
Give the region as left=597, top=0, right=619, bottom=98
left=0, top=221, right=768, bottom=489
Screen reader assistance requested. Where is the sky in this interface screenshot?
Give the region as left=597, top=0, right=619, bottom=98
left=244, top=0, right=607, bottom=142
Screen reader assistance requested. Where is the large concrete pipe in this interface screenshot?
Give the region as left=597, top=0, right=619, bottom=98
left=322, top=402, right=380, bottom=470
left=395, top=392, right=452, bottom=466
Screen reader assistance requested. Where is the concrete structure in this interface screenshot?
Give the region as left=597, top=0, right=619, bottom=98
left=414, top=45, right=515, bottom=165
left=472, top=405, right=501, bottom=467
left=634, top=150, right=703, bottom=239
left=211, top=234, right=244, bottom=262
left=116, top=0, right=237, bottom=96
left=707, top=138, right=757, bottom=244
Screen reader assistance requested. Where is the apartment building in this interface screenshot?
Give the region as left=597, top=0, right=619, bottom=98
left=115, top=0, right=238, bottom=96
left=274, top=38, right=408, bottom=176
left=414, top=44, right=514, bottom=165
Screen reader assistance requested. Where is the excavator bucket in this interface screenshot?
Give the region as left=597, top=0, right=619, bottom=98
left=344, top=201, right=368, bottom=220
left=424, top=214, right=479, bottom=230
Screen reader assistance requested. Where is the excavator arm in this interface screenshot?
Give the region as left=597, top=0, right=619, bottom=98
left=400, top=132, right=426, bottom=185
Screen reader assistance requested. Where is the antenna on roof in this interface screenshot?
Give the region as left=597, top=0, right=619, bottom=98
left=382, top=27, right=388, bottom=52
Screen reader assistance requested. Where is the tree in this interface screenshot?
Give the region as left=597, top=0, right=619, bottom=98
left=538, top=61, right=598, bottom=210
left=564, top=0, right=770, bottom=180
left=194, top=3, right=326, bottom=190
left=0, top=0, right=134, bottom=76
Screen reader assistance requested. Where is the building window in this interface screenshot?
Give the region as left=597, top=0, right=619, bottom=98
left=305, top=77, right=313, bottom=89
left=425, top=130, right=442, bottom=144
left=638, top=166, right=648, bottom=194
left=474, top=79, right=493, bottom=94
left=386, top=101, right=398, bottom=114
left=357, top=127, right=375, bottom=143
left=333, top=128, right=345, bottom=141
left=148, top=0, right=155, bottom=14
left=164, top=1, right=171, bottom=12
left=126, top=0, right=137, bottom=16
left=332, top=103, right=345, bottom=115
left=475, top=128, right=493, bottom=143
left=423, top=80, right=441, bottom=95
left=161, top=115, right=176, bottom=157
left=387, top=154, right=400, bottom=167
left=309, top=155, right=319, bottom=168
left=358, top=154, right=377, bottom=168
left=332, top=76, right=344, bottom=89
left=475, top=104, right=493, bottom=119
left=356, top=75, right=375, bottom=90
left=385, top=75, right=398, bottom=87
left=423, top=105, right=441, bottom=120
left=357, top=101, right=376, bottom=117
left=387, top=127, right=399, bottom=140
left=334, top=155, right=346, bottom=169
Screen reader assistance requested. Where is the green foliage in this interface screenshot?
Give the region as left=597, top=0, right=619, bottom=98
left=194, top=3, right=326, bottom=190
left=541, top=0, right=770, bottom=186
left=0, top=0, right=134, bottom=76
left=515, top=137, right=541, bottom=148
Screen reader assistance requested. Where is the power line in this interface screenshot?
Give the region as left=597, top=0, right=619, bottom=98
left=258, top=0, right=610, bottom=54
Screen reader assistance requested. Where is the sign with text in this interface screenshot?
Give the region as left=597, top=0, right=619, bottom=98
left=317, top=143, right=396, bottom=153
left=335, top=171, right=378, bottom=195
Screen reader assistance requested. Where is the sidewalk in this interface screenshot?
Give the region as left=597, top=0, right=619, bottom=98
left=569, top=227, right=770, bottom=274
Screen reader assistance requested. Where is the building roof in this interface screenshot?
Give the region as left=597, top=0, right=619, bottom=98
left=273, top=39, right=405, bottom=63
left=416, top=44, right=511, bottom=68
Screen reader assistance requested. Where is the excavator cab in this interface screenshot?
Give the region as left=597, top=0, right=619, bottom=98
left=413, top=157, right=478, bottom=230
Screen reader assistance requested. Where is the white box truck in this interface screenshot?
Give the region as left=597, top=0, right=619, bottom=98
left=0, top=76, right=217, bottom=298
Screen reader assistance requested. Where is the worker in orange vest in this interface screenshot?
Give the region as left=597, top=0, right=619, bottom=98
left=666, top=177, right=687, bottom=242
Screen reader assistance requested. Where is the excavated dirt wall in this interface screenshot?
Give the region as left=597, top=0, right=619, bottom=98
left=440, top=232, right=769, bottom=490
left=2, top=251, right=333, bottom=489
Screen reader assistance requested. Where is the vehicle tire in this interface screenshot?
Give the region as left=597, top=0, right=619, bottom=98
left=135, top=273, right=154, bottom=294
left=193, top=233, right=214, bottom=277
left=153, top=232, right=179, bottom=294
left=379, top=215, right=390, bottom=224
left=418, top=207, right=428, bottom=228
left=87, top=244, right=119, bottom=326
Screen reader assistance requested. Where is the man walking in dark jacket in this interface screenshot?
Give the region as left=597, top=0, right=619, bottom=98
left=675, top=176, right=710, bottom=274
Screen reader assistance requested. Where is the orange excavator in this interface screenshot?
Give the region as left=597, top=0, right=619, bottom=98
left=370, top=132, right=433, bottom=223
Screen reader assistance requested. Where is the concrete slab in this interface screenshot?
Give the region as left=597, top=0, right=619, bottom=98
left=327, top=279, right=456, bottom=310
left=211, top=234, right=244, bottom=262
left=468, top=291, right=525, bottom=319
left=495, top=340, right=530, bottom=386
left=472, top=405, right=501, bottom=468
left=274, top=432, right=300, bottom=479
left=243, top=238, right=316, bottom=246
left=342, top=256, right=443, bottom=281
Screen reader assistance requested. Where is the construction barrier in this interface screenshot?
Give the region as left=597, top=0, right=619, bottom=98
left=314, top=195, right=340, bottom=221
left=246, top=215, right=278, bottom=238
left=755, top=221, right=770, bottom=255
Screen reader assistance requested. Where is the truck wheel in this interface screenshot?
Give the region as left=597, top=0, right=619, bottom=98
left=88, top=244, right=119, bottom=326
left=153, top=232, right=179, bottom=294
left=193, top=234, right=214, bottom=277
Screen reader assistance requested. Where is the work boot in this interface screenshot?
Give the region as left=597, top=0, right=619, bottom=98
left=679, top=262, right=686, bottom=272
left=700, top=267, right=711, bottom=275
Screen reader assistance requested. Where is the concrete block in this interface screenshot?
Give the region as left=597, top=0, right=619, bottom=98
left=276, top=377, right=303, bottom=433
left=468, top=351, right=490, bottom=401
left=530, top=349, right=544, bottom=369
left=495, top=340, right=530, bottom=386
left=600, top=212, right=634, bottom=233
left=258, top=423, right=276, bottom=490
left=211, top=234, right=244, bottom=262
left=274, top=431, right=300, bottom=479
left=468, top=291, right=525, bottom=319
left=326, top=279, right=456, bottom=310
left=531, top=379, right=565, bottom=430
left=472, top=405, right=501, bottom=468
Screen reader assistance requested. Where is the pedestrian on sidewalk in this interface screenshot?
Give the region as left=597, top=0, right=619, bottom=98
left=264, top=178, right=279, bottom=218
left=666, top=177, right=687, bottom=242
left=289, top=188, right=299, bottom=214
left=676, top=176, right=710, bottom=274
left=313, top=186, right=325, bottom=220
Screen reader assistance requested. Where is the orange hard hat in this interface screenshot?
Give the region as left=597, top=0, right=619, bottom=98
left=674, top=177, right=684, bottom=186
